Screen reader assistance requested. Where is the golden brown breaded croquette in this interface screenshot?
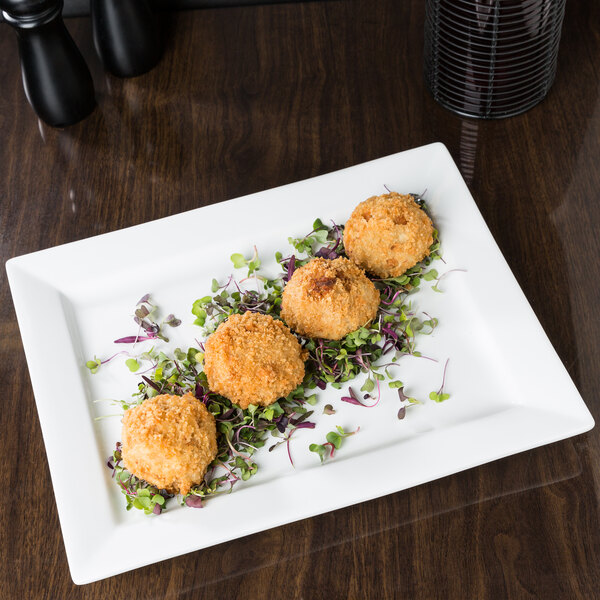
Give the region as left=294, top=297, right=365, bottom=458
left=280, top=257, right=380, bottom=340
left=204, top=312, right=306, bottom=409
left=343, top=192, right=434, bottom=278
left=121, top=393, right=217, bottom=495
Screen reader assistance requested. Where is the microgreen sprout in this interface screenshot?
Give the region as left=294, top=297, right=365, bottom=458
left=396, top=384, right=420, bottom=419
left=268, top=410, right=316, bottom=467
left=341, top=386, right=379, bottom=408
left=114, top=294, right=180, bottom=344
left=430, top=268, right=468, bottom=293
left=85, top=356, right=102, bottom=374
left=309, top=425, right=360, bottom=464
left=231, top=246, right=262, bottom=276
left=85, top=350, right=130, bottom=374
left=125, top=358, right=140, bottom=372
left=429, top=358, right=451, bottom=402
left=288, top=218, right=329, bottom=254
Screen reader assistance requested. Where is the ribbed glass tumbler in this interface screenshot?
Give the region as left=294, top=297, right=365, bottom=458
left=424, top=0, right=567, bottom=119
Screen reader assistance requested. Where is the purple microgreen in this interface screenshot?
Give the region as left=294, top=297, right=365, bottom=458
left=185, top=495, right=204, bottom=508
left=323, top=404, right=336, bottom=415
left=142, top=375, right=161, bottom=392
left=114, top=334, right=156, bottom=344
left=135, top=305, right=150, bottom=320
left=341, top=387, right=367, bottom=406
left=290, top=410, right=314, bottom=426
left=397, top=406, right=406, bottom=420
left=286, top=435, right=295, bottom=466
left=315, top=246, right=339, bottom=260
left=294, top=421, right=316, bottom=430
left=275, top=416, right=289, bottom=434
left=163, top=314, right=182, bottom=327
left=341, top=386, right=379, bottom=408
left=285, top=255, right=296, bottom=282
left=283, top=425, right=306, bottom=467
left=397, top=385, right=409, bottom=402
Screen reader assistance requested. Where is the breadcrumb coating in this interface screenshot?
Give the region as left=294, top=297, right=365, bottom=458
left=204, top=312, right=306, bottom=409
left=280, top=257, right=380, bottom=340
left=343, top=193, right=434, bottom=278
left=121, top=393, right=218, bottom=495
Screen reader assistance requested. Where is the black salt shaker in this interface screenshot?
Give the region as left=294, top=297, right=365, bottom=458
left=91, top=0, right=162, bottom=78
left=0, top=0, right=96, bottom=127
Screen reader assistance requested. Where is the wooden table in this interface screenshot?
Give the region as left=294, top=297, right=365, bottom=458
left=1, top=1, right=599, bottom=597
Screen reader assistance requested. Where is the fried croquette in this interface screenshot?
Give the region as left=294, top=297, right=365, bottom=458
left=121, top=393, right=217, bottom=495
left=204, top=311, right=306, bottom=409
left=343, top=192, right=434, bottom=278
left=280, top=257, right=380, bottom=340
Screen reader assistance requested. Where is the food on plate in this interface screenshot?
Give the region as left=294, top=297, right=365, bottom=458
left=121, top=393, right=217, bottom=495
left=204, top=311, right=306, bottom=409
left=343, top=192, right=434, bottom=278
left=101, top=199, right=441, bottom=515
left=280, top=256, right=380, bottom=340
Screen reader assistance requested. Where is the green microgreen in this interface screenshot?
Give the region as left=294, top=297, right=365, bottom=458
left=86, top=356, right=102, bottom=374
left=231, top=246, right=262, bottom=276
left=429, top=358, right=451, bottom=402
left=125, top=358, right=140, bottom=372
left=309, top=425, right=360, bottom=464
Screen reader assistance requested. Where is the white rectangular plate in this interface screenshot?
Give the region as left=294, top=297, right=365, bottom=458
left=6, top=143, right=594, bottom=584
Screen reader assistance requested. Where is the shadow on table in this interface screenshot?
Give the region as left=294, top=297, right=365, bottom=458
left=128, top=434, right=595, bottom=598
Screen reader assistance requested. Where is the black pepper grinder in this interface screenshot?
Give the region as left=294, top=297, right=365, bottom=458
left=0, top=0, right=96, bottom=127
left=91, top=0, right=162, bottom=78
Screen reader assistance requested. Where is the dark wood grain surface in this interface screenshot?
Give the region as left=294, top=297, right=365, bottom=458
left=1, top=1, right=599, bottom=598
